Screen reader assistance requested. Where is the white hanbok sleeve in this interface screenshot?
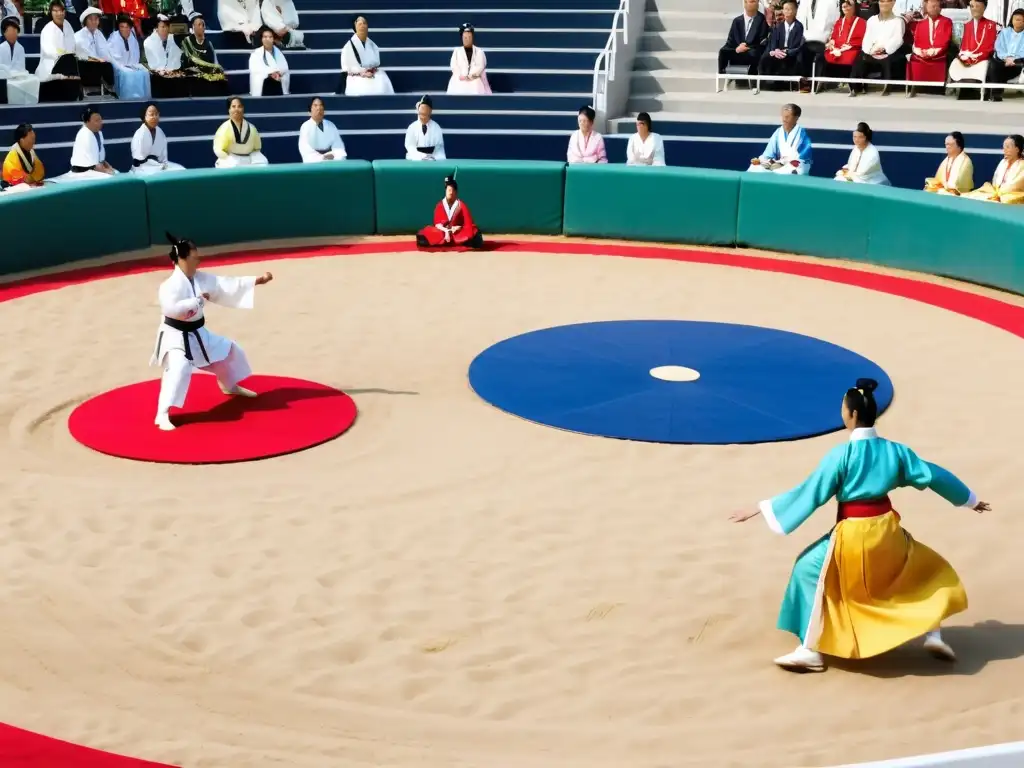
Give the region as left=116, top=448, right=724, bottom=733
left=470, top=46, right=486, bottom=78
left=404, top=122, right=419, bottom=158
left=625, top=134, right=639, bottom=165
left=130, top=125, right=147, bottom=162
left=70, top=127, right=100, bottom=168
left=42, top=23, right=70, bottom=59
left=261, top=0, right=298, bottom=31
left=449, top=47, right=461, bottom=77
left=328, top=122, right=347, bottom=157
left=248, top=48, right=265, bottom=94
left=432, top=123, right=446, bottom=160
left=341, top=41, right=363, bottom=74
left=106, top=33, right=128, bottom=67
left=651, top=134, right=666, bottom=166
left=197, top=272, right=257, bottom=309
left=298, top=120, right=319, bottom=162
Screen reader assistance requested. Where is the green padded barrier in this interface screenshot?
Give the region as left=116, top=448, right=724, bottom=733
left=562, top=165, right=740, bottom=245
left=736, top=174, right=872, bottom=262
left=0, top=176, right=150, bottom=276
left=864, top=187, right=1024, bottom=294
left=371, top=159, right=564, bottom=235
left=142, top=161, right=376, bottom=247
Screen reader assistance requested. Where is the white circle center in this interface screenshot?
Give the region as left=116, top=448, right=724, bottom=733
left=650, top=365, right=701, bottom=382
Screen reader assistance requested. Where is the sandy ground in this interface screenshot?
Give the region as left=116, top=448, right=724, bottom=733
left=0, top=243, right=1022, bottom=768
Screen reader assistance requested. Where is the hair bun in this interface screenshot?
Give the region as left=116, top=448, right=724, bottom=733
left=855, top=378, right=878, bottom=394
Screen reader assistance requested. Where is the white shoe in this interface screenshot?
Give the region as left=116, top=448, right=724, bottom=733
left=155, top=413, right=176, bottom=431
left=220, top=384, right=256, bottom=397
left=924, top=634, right=956, bottom=662
left=773, top=646, right=826, bottom=673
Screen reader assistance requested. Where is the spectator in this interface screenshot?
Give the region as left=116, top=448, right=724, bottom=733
left=747, top=102, right=813, bottom=174
left=719, top=0, right=770, bottom=85
left=924, top=131, right=975, bottom=194
left=260, top=0, right=303, bottom=49
left=964, top=134, right=1024, bottom=203
left=218, top=0, right=261, bottom=45
left=448, top=23, right=491, bottom=94
left=130, top=102, right=186, bottom=175
left=248, top=24, right=290, bottom=96
left=989, top=8, right=1024, bottom=101
left=145, top=14, right=189, bottom=99
left=906, top=0, right=953, bottom=96
left=404, top=94, right=446, bottom=161
left=75, top=7, right=114, bottom=97
left=180, top=12, right=230, bottom=97
left=797, top=0, right=841, bottom=88
left=107, top=14, right=151, bottom=100
left=849, top=0, right=906, bottom=95
left=625, top=112, right=666, bottom=166
left=756, top=0, right=805, bottom=93
left=814, top=0, right=866, bottom=92
left=340, top=14, right=394, bottom=96
left=56, top=106, right=117, bottom=181
left=298, top=96, right=347, bottom=162
left=1, top=123, right=46, bottom=192
left=834, top=121, right=889, bottom=183
left=567, top=105, right=607, bottom=164
left=948, top=0, right=997, bottom=98
left=36, top=0, right=81, bottom=101
left=213, top=96, right=269, bottom=168
left=0, top=17, right=40, bottom=104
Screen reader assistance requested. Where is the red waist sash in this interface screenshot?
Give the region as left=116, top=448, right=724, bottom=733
left=837, top=495, right=899, bottom=522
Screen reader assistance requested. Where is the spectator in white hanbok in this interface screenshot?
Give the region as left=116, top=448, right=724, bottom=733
left=340, top=14, right=394, bottom=95
left=75, top=8, right=114, bottom=97
left=626, top=112, right=666, bottom=165
left=36, top=0, right=81, bottom=102
left=834, top=121, right=889, bottom=185
left=248, top=25, right=289, bottom=96
left=107, top=14, right=151, bottom=100
left=214, top=96, right=269, bottom=168
left=298, top=96, right=347, bottom=162
left=54, top=107, right=118, bottom=182
left=0, top=17, right=40, bottom=105
left=146, top=15, right=189, bottom=99
left=405, top=94, right=446, bottom=161
left=131, top=102, right=186, bottom=175
left=747, top=102, right=812, bottom=175
left=218, top=0, right=261, bottom=45
left=260, top=0, right=303, bottom=48
left=447, top=22, right=491, bottom=95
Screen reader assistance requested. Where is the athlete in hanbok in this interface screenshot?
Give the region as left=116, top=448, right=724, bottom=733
left=340, top=14, right=394, bottom=96
left=730, top=379, right=989, bottom=673
left=248, top=25, right=290, bottom=96
left=748, top=102, right=812, bottom=175
left=404, top=94, right=446, bottom=161
left=152, top=233, right=274, bottom=431
left=416, top=175, right=483, bottom=249
left=107, top=15, right=151, bottom=101
left=447, top=23, right=491, bottom=95
left=53, top=107, right=118, bottom=182
left=625, top=112, right=666, bottom=165
left=567, top=105, right=608, bottom=164
left=131, top=102, right=185, bottom=175
left=298, top=96, right=346, bottom=162
left=1, top=123, right=46, bottom=193
left=924, top=131, right=975, bottom=195
left=0, top=17, right=40, bottom=105
left=214, top=96, right=269, bottom=168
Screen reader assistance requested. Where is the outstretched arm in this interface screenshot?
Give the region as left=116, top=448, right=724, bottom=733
left=898, top=445, right=988, bottom=511
left=200, top=272, right=272, bottom=308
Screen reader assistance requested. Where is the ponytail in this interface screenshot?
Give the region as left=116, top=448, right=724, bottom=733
left=844, top=377, right=879, bottom=427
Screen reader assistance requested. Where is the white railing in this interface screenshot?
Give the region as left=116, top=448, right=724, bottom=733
left=591, top=0, right=643, bottom=132
left=715, top=72, right=1024, bottom=101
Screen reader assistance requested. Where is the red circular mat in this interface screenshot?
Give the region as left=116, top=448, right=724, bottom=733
left=68, top=375, right=357, bottom=464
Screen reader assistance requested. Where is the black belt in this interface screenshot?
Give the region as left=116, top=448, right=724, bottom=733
left=315, top=148, right=330, bottom=155
left=71, top=166, right=92, bottom=173
left=416, top=146, right=435, bottom=154
left=162, top=316, right=210, bottom=363
left=132, top=154, right=160, bottom=167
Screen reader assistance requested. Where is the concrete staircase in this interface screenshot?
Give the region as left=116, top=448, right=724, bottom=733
left=621, top=0, right=1024, bottom=134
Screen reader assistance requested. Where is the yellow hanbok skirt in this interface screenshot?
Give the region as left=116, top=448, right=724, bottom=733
left=814, top=511, right=967, bottom=659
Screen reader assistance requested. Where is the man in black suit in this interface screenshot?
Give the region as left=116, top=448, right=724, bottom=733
left=718, top=0, right=771, bottom=82
left=757, top=0, right=806, bottom=90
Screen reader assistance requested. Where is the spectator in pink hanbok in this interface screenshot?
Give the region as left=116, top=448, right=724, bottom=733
left=567, top=105, right=607, bottom=164
left=447, top=23, right=491, bottom=94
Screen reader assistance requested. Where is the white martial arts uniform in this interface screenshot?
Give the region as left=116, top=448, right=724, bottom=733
left=0, top=38, right=40, bottom=104
left=248, top=43, right=290, bottom=95
left=130, top=124, right=186, bottom=175
left=340, top=34, right=394, bottom=95
left=298, top=117, right=346, bottom=162
left=404, top=119, right=446, bottom=161
left=51, top=126, right=118, bottom=182
left=151, top=264, right=257, bottom=427
left=260, top=0, right=304, bottom=47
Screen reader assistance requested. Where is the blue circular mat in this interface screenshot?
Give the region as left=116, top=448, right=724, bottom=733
left=467, top=320, right=894, bottom=444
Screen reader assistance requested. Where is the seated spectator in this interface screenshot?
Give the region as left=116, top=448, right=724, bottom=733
left=130, top=102, right=186, bottom=175
left=797, top=0, right=841, bottom=88
left=747, top=102, right=812, bottom=174
left=405, top=94, right=446, bottom=161
left=719, top=0, right=770, bottom=84
left=924, top=130, right=975, bottom=193
left=849, top=0, right=906, bottom=95
left=214, top=97, right=269, bottom=168
left=567, top=105, right=607, bottom=164
left=298, top=96, right=347, bottom=162
left=219, top=0, right=261, bottom=45
left=964, top=134, right=1024, bottom=203
left=249, top=24, right=289, bottom=95
left=1, top=123, right=45, bottom=192
left=814, top=0, right=866, bottom=91
left=260, top=0, right=304, bottom=49
left=626, top=112, right=666, bottom=165
left=54, top=107, right=117, bottom=181
left=448, top=22, right=491, bottom=94
left=756, top=0, right=805, bottom=92
left=989, top=9, right=1024, bottom=102
left=0, top=17, right=41, bottom=104
left=37, top=0, right=81, bottom=102
left=949, top=0, right=997, bottom=98
left=75, top=8, right=114, bottom=97
left=107, top=14, right=151, bottom=100
left=906, top=0, right=953, bottom=95
left=834, top=121, right=889, bottom=183
left=180, top=12, right=230, bottom=97
left=340, top=14, right=394, bottom=96
left=416, top=176, right=483, bottom=250
left=145, top=14, right=188, bottom=99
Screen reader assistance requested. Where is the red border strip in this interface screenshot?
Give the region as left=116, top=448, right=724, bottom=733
left=3, top=239, right=1023, bottom=340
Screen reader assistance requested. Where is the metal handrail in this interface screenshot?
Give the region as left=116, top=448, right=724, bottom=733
left=591, top=0, right=628, bottom=109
